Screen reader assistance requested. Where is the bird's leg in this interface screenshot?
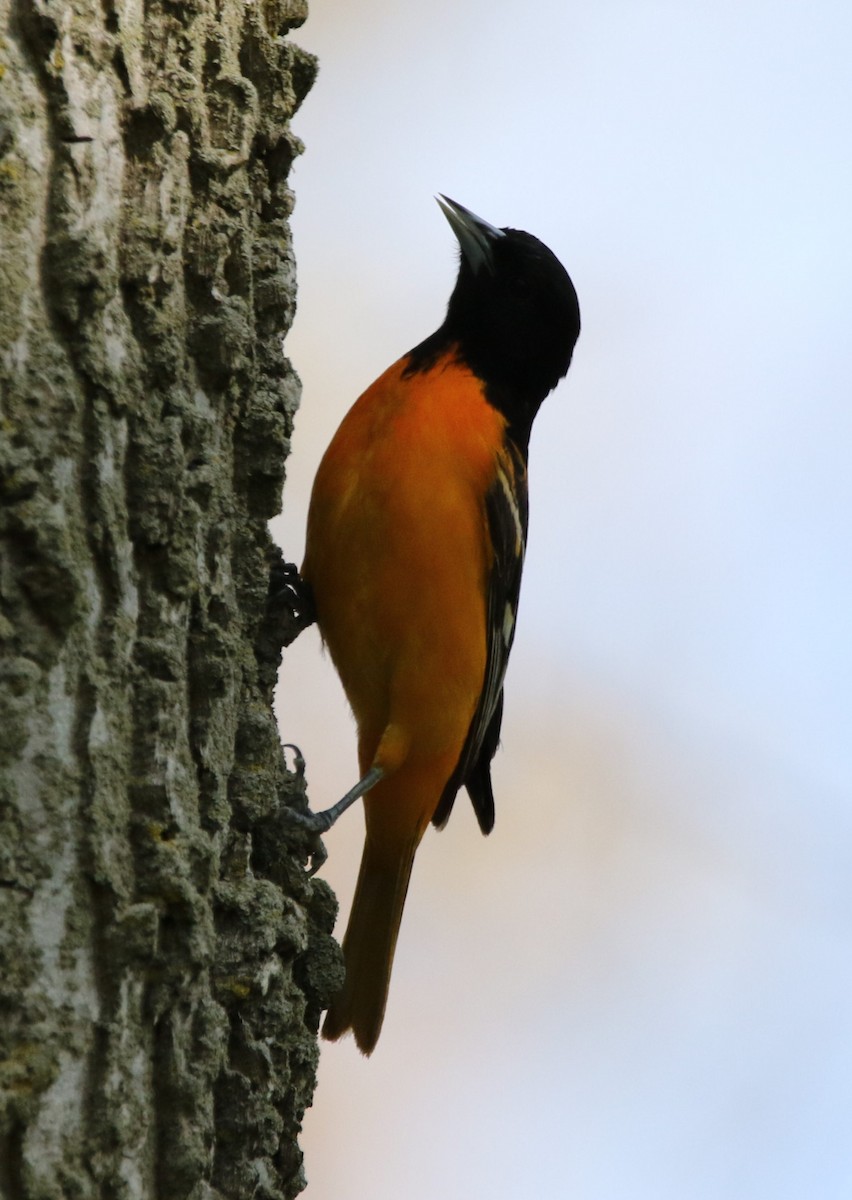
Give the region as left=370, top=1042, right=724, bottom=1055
left=286, top=765, right=384, bottom=835
left=281, top=757, right=384, bottom=875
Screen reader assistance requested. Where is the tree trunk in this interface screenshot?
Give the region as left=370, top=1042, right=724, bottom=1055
left=0, top=1, right=337, bottom=1196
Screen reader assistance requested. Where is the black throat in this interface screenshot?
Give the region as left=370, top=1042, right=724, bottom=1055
left=402, top=223, right=580, bottom=456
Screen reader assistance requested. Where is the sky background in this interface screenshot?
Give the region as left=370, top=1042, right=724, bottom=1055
left=272, top=3, right=852, bottom=1197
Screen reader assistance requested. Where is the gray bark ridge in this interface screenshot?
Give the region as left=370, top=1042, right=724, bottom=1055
left=0, top=0, right=338, bottom=1196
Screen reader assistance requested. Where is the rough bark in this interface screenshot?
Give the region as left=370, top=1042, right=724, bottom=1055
left=0, top=0, right=338, bottom=1196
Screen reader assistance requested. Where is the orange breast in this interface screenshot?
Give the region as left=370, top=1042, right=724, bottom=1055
left=303, top=352, right=507, bottom=776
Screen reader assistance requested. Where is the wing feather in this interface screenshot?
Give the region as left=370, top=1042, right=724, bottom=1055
left=432, top=442, right=529, bottom=833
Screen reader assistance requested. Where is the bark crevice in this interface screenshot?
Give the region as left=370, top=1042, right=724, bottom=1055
left=0, top=0, right=332, bottom=1194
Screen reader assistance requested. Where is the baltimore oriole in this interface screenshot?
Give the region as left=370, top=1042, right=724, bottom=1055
left=299, top=196, right=580, bottom=1054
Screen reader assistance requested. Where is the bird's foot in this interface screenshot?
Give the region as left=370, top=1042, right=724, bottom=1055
left=281, top=743, right=328, bottom=875
left=281, top=760, right=386, bottom=876
left=267, top=558, right=316, bottom=648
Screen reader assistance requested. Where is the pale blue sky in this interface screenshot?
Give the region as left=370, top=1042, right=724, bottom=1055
left=274, top=3, right=852, bottom=1196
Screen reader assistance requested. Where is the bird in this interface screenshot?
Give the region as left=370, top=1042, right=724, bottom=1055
left=299, top=195, right=581, bottom=1054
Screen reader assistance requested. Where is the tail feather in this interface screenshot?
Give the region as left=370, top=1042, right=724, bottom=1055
left=322, top=838, right=417, bottom=1055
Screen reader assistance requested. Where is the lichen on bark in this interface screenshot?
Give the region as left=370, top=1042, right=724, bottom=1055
left=0, top=0, right=336, bottom=1196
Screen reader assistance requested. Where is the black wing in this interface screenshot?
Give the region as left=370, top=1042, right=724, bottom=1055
left=432, top=442, right=529, bottom=834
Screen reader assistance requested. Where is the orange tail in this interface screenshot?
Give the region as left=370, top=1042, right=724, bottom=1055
left=322, top=835, right=417, bottom=1055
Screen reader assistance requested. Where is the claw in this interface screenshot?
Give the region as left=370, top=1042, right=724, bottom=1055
left=269, top=560, right=316, bottom=643
left=280, top=806, right=329, bottom=875
left=308, top=841, right=327, bottom=876
left=282, top=742, right=306, bottom=778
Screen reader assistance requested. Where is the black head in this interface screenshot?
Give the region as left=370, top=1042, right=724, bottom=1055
left=409, top=196, right=581, bottom=446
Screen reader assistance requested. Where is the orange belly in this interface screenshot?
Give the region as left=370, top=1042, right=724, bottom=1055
left=303, top=353, right=506, bottom=809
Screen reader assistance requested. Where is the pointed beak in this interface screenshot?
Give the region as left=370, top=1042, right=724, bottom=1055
left=436, top=194, right=505, bottom=274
